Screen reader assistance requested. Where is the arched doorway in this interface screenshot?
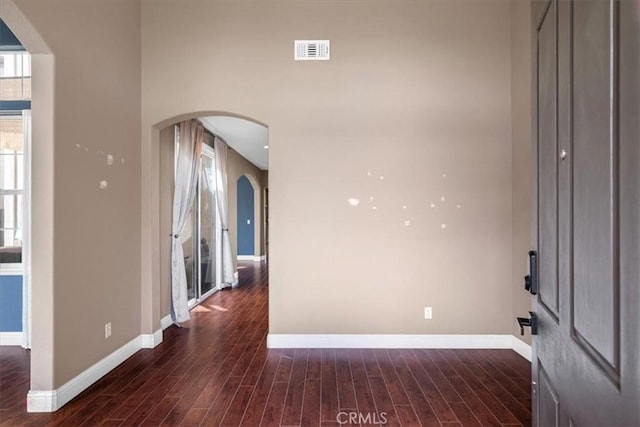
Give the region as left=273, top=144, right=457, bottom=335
left=236, top=175, right=255, bottom=259
left=147, top=112, right=268, bottom=335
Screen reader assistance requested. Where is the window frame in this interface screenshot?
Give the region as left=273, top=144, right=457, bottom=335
left=0, top=47, right=30, bottom=274
left=0, top=110, right=27, bottom=274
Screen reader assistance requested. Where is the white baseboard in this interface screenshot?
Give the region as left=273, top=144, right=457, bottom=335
left=140, top=329, right=163, bottom=349
left=0, top=265, right=23, bottom=275
left=267, top=334, right=533, bottom=360
left=160, top=314, right=172, bottom=330
left=267, top=334, right=513, bottom=349
left=27, top=334, right=144, bottom=413
left=511, top=335, right=533, bottom=361
left=0, top=331, right=23, bottom=346
left=26, top=390, right=57, bottom=412
left=231, top=271, right=239, bottom=288
left=237, top=255, right=265, bottom=262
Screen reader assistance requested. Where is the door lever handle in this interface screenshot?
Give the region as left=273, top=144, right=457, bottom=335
left=517, top=312, right=537, bottom=335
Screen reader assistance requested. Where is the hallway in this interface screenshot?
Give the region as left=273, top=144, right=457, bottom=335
left=0, top=262, right=531, bottom=426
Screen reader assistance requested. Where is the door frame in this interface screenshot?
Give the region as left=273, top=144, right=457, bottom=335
left=199, top=144, right=222, bottom=301
left=178, top=132, right=222, bottom=309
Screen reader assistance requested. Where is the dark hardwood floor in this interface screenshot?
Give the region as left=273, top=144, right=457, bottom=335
left=0, top=262, right=532, bottom=426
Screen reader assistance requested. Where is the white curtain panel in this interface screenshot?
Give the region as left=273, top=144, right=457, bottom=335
left=170, top=120, right=203, bottom=323
left=214, top=137, right=237, bottom=288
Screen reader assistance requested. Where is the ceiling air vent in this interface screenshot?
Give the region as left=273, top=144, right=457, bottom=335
left=294, top=40, right=330, bottom=61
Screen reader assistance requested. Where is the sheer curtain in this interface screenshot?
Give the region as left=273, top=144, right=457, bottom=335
left=171, top=120, right=203, bottom=323
left=214, top=137, right=237, bottom=288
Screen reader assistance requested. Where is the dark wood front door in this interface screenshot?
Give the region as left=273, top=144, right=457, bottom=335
left=531, top=0, right=639, bottom=425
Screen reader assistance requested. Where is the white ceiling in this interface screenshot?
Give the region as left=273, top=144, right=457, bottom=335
left=199, top=116, right=269, bottom=170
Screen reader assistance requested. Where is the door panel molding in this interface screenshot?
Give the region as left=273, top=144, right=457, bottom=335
left=536, top=0, right=560, bottom=321
left=569, top=0, right=620, bottom=382
left=538, top=361, right=560, bottom=427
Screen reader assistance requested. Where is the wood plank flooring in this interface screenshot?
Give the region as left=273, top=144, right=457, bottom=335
left=0, top=262, right=532, bottom=426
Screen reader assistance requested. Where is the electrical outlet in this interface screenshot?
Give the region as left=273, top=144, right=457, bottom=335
left=105, top=322, right=112, bottom=338
left=424, top=307, right=433, bottom=320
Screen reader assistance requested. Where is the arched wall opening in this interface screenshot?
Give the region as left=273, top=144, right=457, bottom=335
left=145, top=111, right=268, bottom=332
left=236, top=174, right=256, bottom=258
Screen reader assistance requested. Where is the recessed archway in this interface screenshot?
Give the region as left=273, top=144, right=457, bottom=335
left=237, top=174, right=256, bottom=259
left=153, top=111, right=268, bottom=132
left=142, top=111, right=268, bottom=338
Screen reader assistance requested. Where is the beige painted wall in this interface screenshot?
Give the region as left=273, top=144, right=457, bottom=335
left=141, top=0, right=516, bottom=335
left=4, top=0, right=142, bottom=388
left=510, top=0, right=533, bottom=344
left=159, top=126, right=174, bottom=317
left=1, top=0, right=534, bottom=397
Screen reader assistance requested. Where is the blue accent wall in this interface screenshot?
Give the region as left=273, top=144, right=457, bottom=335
left=0, top=275, right=22, bottom=332
left=0, top=20, right=25, bottom=51
left=237, top=176, right=255, bottom=256
left=0, top=101, right=31, bottom=110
